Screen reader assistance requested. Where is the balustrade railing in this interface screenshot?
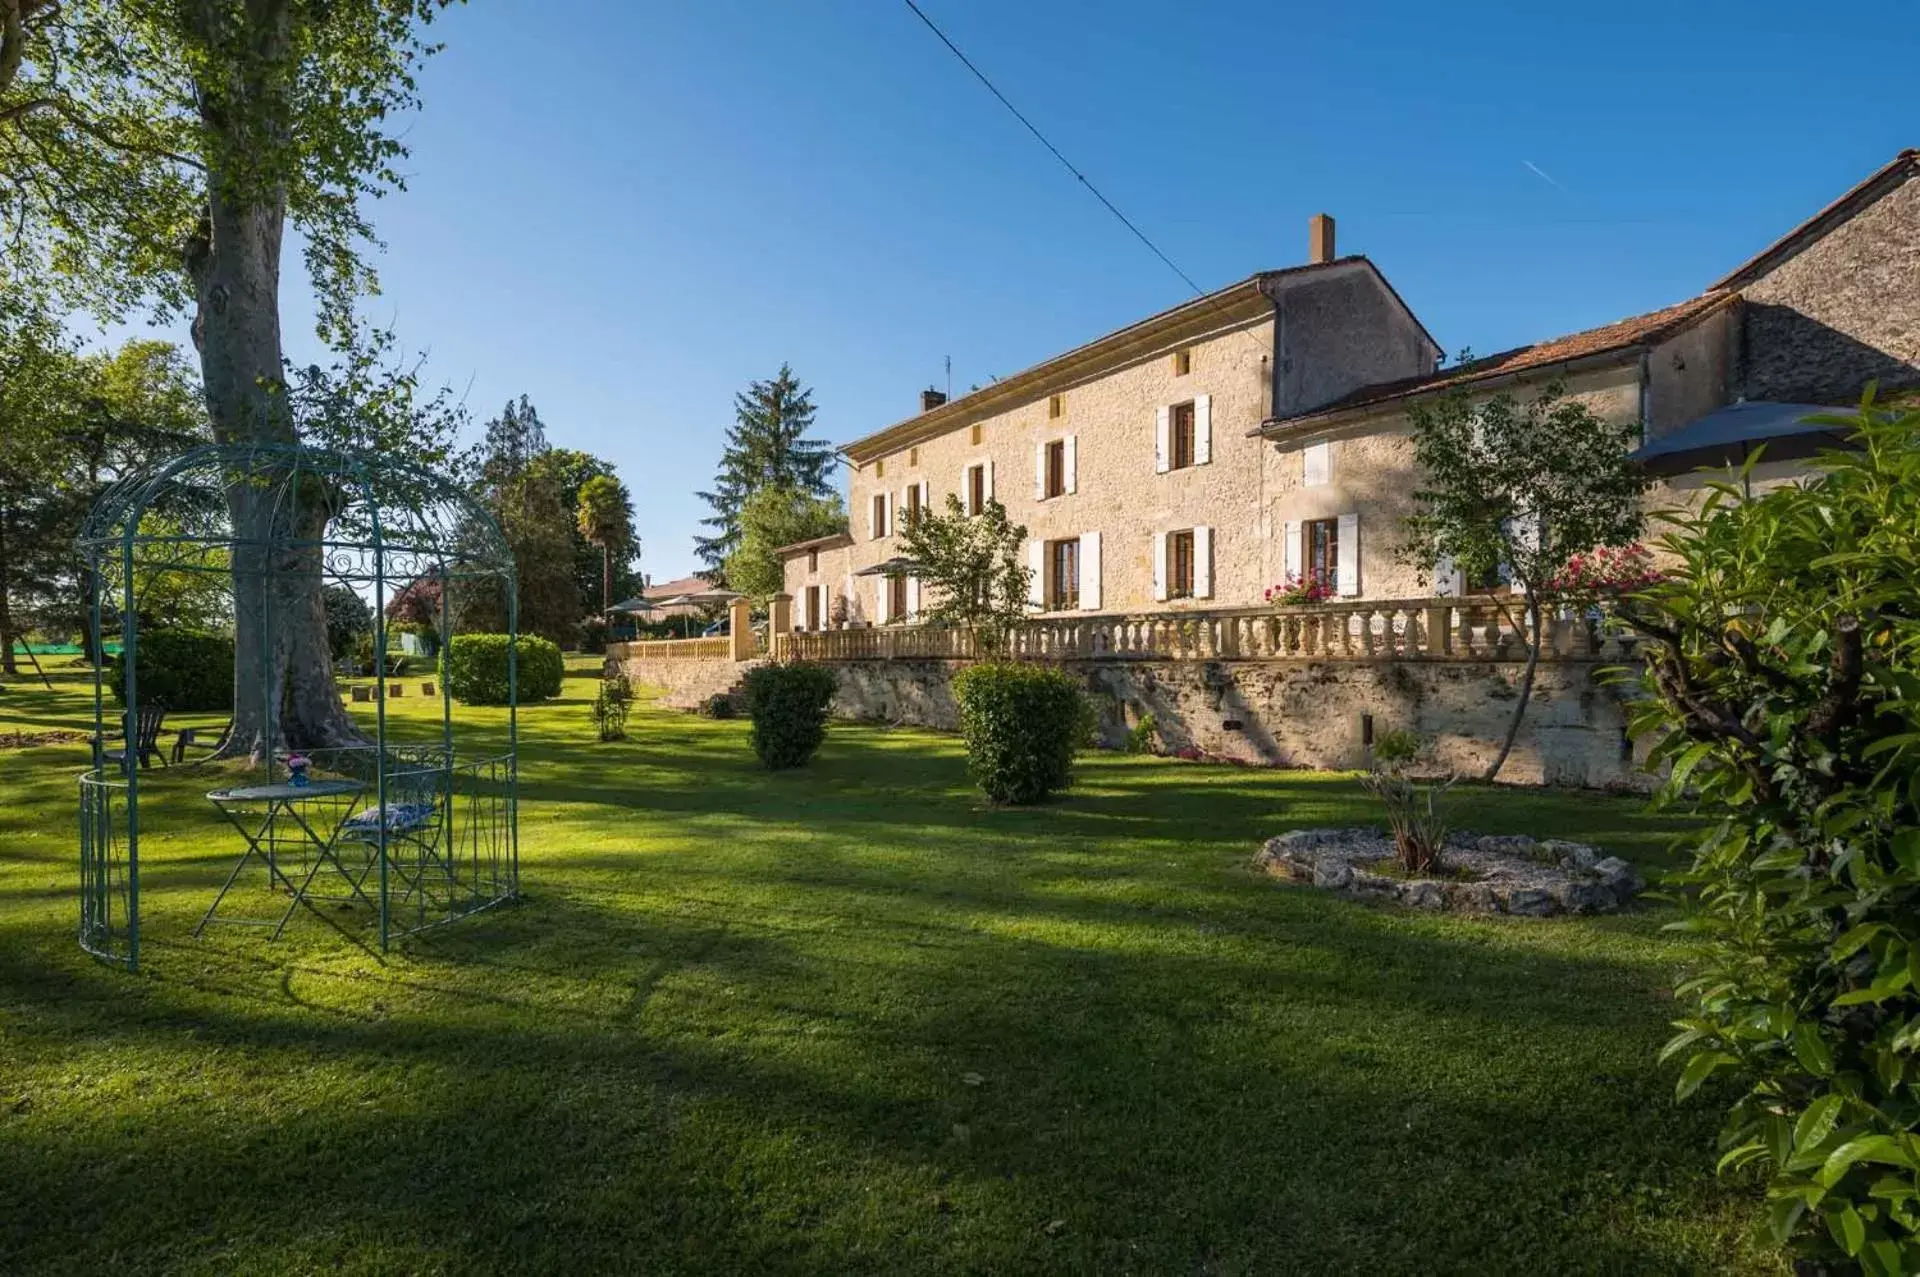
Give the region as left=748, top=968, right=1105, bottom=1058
left=618, top=598, right=1642, bottom=665
left=610, top=636, right=731, bottom=661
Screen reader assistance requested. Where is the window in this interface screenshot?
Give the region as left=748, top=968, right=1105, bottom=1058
left=871, top=493, right=889, bottom=539
left=1170, top=401, right=1196, bottom=470
left=909, top=446, right=919, bottom=466
left=1172, top=347, right=1192, bottom=376
left=888, top=574, right=909, bottom=621
left=970, top=423, right=983, bottom=445
left=1048, top=538, right=1080, bottom=610
left=967, top=464, right=987, bottom=515
left=805, top=585, right=823, bottom=630
left=808, top=548, right=819, bottom=573
left=1045, top=439, right=1067, bottom=499
left=1048, top=393, right=1065, bottom=419
left=1303, top=440, right=1331, bottom=487
left=1305, top=517, right=1339, bottom=587
left=1168, top=529, right=1196, bottom=599
left=905, top=484, right=923, bottom=527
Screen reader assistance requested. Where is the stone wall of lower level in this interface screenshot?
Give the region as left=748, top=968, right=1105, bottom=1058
left=623, top=654, right=1649, bottom=791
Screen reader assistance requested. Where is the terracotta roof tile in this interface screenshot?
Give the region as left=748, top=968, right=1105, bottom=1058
left=1265, top=290, right=1733, bottom=430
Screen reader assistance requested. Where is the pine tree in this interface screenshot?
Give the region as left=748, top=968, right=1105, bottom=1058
left=695, top=365, right=835, bottom=577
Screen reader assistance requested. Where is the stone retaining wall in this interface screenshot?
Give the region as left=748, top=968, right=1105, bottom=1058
left=622, top=651, right=1649, bottom=790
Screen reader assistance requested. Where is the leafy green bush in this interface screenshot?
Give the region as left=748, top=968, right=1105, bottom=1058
left=1124, top=713, right=1158, bottom=755
left=1626, top=392, right=1920, bottom=1273
left=740, top=662, right=836, bottom=769
left=592, top=669, right=632, bottom=742
left=107, top=630, right=232, bottom=712
left=952, top=662, right=1089, bottom=804
left=698, top=692, right=736, bottom=720
left=445, top=634, right=564, bottom=705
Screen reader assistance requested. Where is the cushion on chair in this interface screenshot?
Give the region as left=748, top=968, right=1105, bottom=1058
left=340, top=801, right=436, bottom=838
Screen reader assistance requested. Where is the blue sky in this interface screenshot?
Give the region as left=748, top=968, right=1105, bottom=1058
left=148, top=0, right=1917, bottom=581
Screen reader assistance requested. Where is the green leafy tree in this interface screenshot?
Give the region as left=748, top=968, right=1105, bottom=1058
left=721, top=485, right=846, bottom=601
left=575, top=474, right=636, bottom=615
left=1397, top=380, right=1646, bottom=781
left=0, top=0, right=455, bottom=755
left=454, top=398, right=581, bottom=643
left=322, top=585, right=371, bottom=662
left=696, top=364, right=835, bottom=577
left=898, top=495, right=1032, bottom=653
left=1627, top=392, right=1920, bottom=1274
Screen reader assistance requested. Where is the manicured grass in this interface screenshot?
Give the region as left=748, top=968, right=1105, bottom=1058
left=0, top=658, right=1783, bottom=1273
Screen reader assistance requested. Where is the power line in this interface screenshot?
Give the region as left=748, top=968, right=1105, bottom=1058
left=899, top=0, right=1207, bottom=299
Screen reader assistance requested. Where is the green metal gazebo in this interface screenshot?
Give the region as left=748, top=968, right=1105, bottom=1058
left=75, top=442, right=523, bottom=969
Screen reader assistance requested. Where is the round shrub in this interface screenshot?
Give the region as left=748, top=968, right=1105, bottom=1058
left=952, top=662, right=1090, bottom=804
left=107, top=630, right=233, bottom=712
left=445, top=634, right=564, bottom=705
left=740, top=662, right=836, bottom=769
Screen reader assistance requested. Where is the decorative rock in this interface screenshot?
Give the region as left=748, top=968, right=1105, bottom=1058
left=1253, top=827, right=1644, bottom=918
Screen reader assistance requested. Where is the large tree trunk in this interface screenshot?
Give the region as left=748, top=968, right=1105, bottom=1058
left=1482, top=595, right=1543, bottom=783
left=187, top=32, right=363, bottom=762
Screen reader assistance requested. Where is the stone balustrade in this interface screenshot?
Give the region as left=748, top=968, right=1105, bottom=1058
left=615, top=594, right=1642, bottom=666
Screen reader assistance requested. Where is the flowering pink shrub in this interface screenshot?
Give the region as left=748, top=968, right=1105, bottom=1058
left=1546, top=543, right=1662, bottom=596
left=1264, top=573, right=1334, bottom=606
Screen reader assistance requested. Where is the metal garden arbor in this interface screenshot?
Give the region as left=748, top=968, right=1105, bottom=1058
left=76, top=442, right=522, bottom=968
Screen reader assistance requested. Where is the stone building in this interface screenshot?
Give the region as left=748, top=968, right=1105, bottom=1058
left=783, top=150, right=1919, bottom=624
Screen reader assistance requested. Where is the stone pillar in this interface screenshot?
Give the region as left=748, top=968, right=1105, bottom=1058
left=1424, top=602, right=1453, bottom=657
left=770, top=593, right=793, bottom=636
left=728, top=597, right=754, bottom=662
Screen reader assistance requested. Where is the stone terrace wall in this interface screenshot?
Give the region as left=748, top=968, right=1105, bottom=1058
left=619, top=652, right=763, bottom=710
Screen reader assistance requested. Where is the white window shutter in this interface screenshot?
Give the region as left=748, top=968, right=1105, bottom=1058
left=1033, top=441, right=1045, bottom=500
left=1337, top=513, right=1360, bottom=597
left=907, top=575, right=921, bottom=618
left=1283, top=520, right=1301, bottom=581
left=1194, top=525, right=1213, bottom=599
left=883, top=491, right=894, bottom=538
left=817, top=584, right=829, bottom=629
left=1304, top=441, right=1330, bottom=487
left=1194, top=394, right=1212, bottom=465
left=985, top=458, right=995, bottom=501
left=1434, top=554, right=1462, bottom=597
left=1152, top=532, right=1169, bottom=601
left=1155, top=405, right=1171, bottom=474
left=875, top=575, right=890, bottom=624
left=1079, top=531, right=1101, bottom=611
left=866, top=494, right=876, bottom=539
left=961, top=464, right=973, bottom=513
left=1065, top=434, right=1077, bottom=494
left=920, top=479, right=930, bottom=513
left=1026, top=540, right=1045, bottom=609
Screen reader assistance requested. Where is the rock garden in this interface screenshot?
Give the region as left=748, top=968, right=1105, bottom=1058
left=1254, top=827, right=1645, bottom=916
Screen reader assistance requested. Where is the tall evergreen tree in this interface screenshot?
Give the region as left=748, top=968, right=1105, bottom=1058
left=696, top=364, right=835, bottom=577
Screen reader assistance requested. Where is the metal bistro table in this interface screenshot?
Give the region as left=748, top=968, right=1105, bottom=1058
left=198, top=779, right=371, bottom=940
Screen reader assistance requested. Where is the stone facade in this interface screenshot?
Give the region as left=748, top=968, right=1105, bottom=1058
left=1728, top=156, right=1920, bottom=405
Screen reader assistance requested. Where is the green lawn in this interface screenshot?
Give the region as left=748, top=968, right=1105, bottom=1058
left=0, top=658, right=1783, bottom=1274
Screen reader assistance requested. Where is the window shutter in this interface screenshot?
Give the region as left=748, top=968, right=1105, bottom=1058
left=985, top=458, right=995, bottom=500
left=1079, top=531, right=1101, bottom=611
left=1152, top=532, right=1169, bottom=601
left=816, top=584, right=830, bottom=629
left=919, top=479, right=930, bottom=513
left=1194, top=394, right=1212, bottom=465
left=883, top=491, right=894, bottom=538
left=961, top=464, right=973, bottom=513
left=1509, top=514, right=1541, bottom=593
left=1033, top=441, right=1046, bottom=500
left=906, top=575, right=921, bottom=618
left=875, top=575, right=890, bottom=624
left=866, top=494, right=876, bottom=539
left=1283, top=520, right=1301, bottom=581
left=1065, top=434, right=1077, bottom=494
left=1155, top=405, right=1171, bottom=474
left=1194, top=526, right=1213, bottom=599
left=1337, top=513, right=1360, bottom=597
left=1304, top=440, right=1330, bottom=487
left=1026, top=540, right=1045, bottom=609
left=1433, top=554, right=1462, bottom=597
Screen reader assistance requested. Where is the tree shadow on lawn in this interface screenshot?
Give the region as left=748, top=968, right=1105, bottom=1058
left=0, top=886, right=1768, bottom=1275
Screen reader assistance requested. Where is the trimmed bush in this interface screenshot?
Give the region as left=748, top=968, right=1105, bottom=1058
left=445, top=634, right=564, bottom=705
left=740, top=662, right=836, bottom=769
left=698, top=692, right=736, bottom=720
left=952, top=662, right=1089, bottom=804
left=107, top=630, right=232, bottom=712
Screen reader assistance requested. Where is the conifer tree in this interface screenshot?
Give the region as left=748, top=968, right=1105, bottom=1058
left=696, top=365, right=835, bottom=577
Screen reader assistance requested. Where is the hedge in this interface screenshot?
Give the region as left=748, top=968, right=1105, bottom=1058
left=740, top=662, right=837, bottom=769
left=951, top=662, right=1090, bottom=804
left=106, top=630, right=233, bottom=712
left=445, top=634, right=564, bottom=705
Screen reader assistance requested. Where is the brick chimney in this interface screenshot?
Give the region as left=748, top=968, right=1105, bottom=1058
left=920, top=387, right=948, bottom=413
left=1308, top=213, right=1336, bottom=264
